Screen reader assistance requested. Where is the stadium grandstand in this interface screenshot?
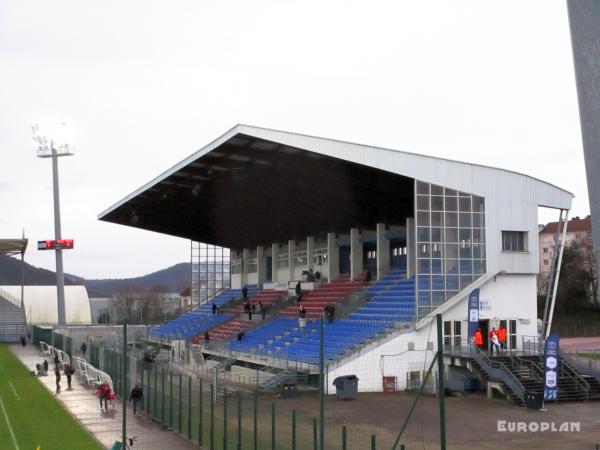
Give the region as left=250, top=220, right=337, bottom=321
left=99, top=124, right=579, bottom=400
left=0, top=238, right=28, bottom=341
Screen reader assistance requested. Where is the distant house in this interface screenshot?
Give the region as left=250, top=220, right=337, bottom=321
left=538, top=215, right=593, bottom=275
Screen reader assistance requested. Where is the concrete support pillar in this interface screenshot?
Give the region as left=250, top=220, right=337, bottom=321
left=376, top=223, right=390, bottom=280
left=242, top=248, right=249, bottom=287
left=306, top=236, right=315, bottom=271
left=256, top=246, right=266, bottom=287
left=350, top=228, right=363, bottom=281
left=327, top=233, right=339, bottom=281
left=407, top=218, right=416, bottom=278
left=288, top=240, right=296, bottom=282
left=271, top=243, right=279, bottom=282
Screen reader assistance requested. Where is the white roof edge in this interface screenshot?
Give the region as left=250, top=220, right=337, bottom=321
left=236, top=124, right=575, bottom=199
left=99, top=124, right=574, bottom=219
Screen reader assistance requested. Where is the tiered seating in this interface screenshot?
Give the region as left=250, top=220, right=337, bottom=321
left=192, top=289, right=286, bottom=344
left=279, top=274, right=366, bottom=319
left=230, top=317, right=392, bottom=364
left=348, top=269, right=416, bottom=322
left=0, top=290, right=26, bottom=342
left=150, top=287, right=251, bottom=339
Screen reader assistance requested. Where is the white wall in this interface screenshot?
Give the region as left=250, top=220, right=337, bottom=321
left=231, top=273, right=242, bottom=289
left=2, top=285, right=92, bottom=325
left=326, top=273, right=538, bottom=393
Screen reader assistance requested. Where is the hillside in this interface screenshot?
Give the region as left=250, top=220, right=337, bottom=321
left=0, top=256, right=191, bottom=297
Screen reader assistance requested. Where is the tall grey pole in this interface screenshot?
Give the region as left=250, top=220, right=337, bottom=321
left=567, top=1, right=600, bottom=303
left=51, top=146, right=67, bottom=326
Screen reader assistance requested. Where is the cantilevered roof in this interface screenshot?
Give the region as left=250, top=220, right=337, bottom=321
left=99, top=124, right=573, bottom=249
left=0, top=239, right=28, bottom=257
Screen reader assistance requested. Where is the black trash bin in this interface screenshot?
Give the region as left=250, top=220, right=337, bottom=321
left=333, top=375, right=359, bottom=400
left=281, top=383, right=298, bottom=398
left=525, top=391, right=544, bottom=410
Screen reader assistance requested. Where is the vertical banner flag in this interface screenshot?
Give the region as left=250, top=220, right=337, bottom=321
left=468, top=288, right=480, bottom=340
left=544, top=332, right=560, bottom=401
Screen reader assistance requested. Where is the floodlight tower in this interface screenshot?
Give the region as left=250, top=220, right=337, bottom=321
left=32, top=122, right=74, bottom=326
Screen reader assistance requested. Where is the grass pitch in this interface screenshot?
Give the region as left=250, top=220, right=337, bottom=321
left=0, top=345, right=103, bottom=450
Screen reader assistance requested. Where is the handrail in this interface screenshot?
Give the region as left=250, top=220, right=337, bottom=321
left=559, top=355, right=590, bottom=400
left=0, top=288, right=22, bottom=309
left=470, top=343, right=526, bottom=402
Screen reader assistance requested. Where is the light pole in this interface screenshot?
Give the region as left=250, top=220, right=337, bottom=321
left=32, top=122, right=74, bottom=326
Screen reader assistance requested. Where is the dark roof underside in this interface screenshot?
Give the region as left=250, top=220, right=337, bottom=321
left=99, top=134, right=414, bottom=249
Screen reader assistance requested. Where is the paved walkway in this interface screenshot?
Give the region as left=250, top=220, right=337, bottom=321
left=11, top=344, right=201, bottom=450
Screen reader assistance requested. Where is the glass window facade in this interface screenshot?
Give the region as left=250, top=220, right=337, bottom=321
left=415, top=181, right=486, bottom=318
left=191, top=242, right=231, bottom=307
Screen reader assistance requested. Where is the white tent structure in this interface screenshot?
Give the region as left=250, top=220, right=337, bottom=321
left=0, top=285, right=92, bottom=325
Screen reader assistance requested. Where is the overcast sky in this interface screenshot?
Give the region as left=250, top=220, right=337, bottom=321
left=0, top=0, right=588, bottom=280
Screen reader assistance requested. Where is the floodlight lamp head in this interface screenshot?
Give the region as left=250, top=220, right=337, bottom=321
left=31, top=122, right=75, bottom=158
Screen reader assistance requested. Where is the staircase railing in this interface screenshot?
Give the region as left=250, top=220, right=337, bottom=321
left=0, top=288, right=22, bottom=309
left=470, top=343, right=526, bottom=402
left=559, top=356, right=590, bottom=401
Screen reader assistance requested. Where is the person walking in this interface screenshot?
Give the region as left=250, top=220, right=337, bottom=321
left=130, top=384, right=144, bottom=416
left=80, top=342, right=87, bottom=356
left=472, top=328, right=484, bottom=348
left=498, top=325, right=507, bottom=351
left=488, top=327, right=500, bottom=356
left=64, top=364, right=75, bottom=390
left=212, top=302, right=217, bottom=315
left=54, top=366, right=61, bottom=392
left=98, top=382, right=111, bottom=412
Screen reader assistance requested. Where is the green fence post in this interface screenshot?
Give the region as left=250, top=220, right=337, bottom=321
left=153, top=367, right=157, bottom=418
left=371, top=434, right=376, bottom=450
left=292, top=410, right=296, bottom=450
left=342, top=425, right=346, bottom=450
left=161, top=368, right=166, bottom=424
left=210, top=383, right=215, bottom=450
left=253, top=391, right=258, bottom=450
left=179, top=373, right=183, bottom=433
left=313, top=417, right=317, bottom=450
left=199, top=378, right=204, bottom=446
left=144, top=368, right=149, bottom=412
left=271, top=403, right=275, bottom=450
left=121, top=321, right=127, bottom=450
left=436, top=314, right=447, bottom=450
left=319, top=317, right=324, bottom=450
left=169, top=370, right=174, bottom=429
left=223, top=387, right=228, bottom=450
left=237, top=392, right=242, bottom=450
left=400, top=445, right=405, bottom=450
left=188, top=376, right=192, bottom=440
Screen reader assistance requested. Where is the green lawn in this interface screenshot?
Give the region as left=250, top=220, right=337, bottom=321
left=577, top=352, right=600, bottom=360
left=0, top=345, right=104, bottom=450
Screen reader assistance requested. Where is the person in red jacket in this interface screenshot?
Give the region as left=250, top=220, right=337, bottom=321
left=497, top=325, right=507, bottom=351
left=472, top=329, right=484, bottom=348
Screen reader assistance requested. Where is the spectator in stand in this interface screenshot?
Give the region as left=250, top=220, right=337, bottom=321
left=204, top=331, right=210, bottom=342
left=498, top=325, right=507, bottom=351
left=251, top=302, right=256, bottom=314
left=259, top=301, right=266, bottom=320
left=299, top=305, right=306, bottom=319
left=242, top=286, right=248, bottom=301
left=130, top=384, right=144, bottom=416
left=366, top=270, right=372, bottom=283
left=330, top=304, right=336, bottom=322
left=295, top=282, right=302, bottom=297
left=80, top=342, right=87, bottom=356
left=212, top=302, right=217, bottom=315
left=247, top=304, right=253, bottom=321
